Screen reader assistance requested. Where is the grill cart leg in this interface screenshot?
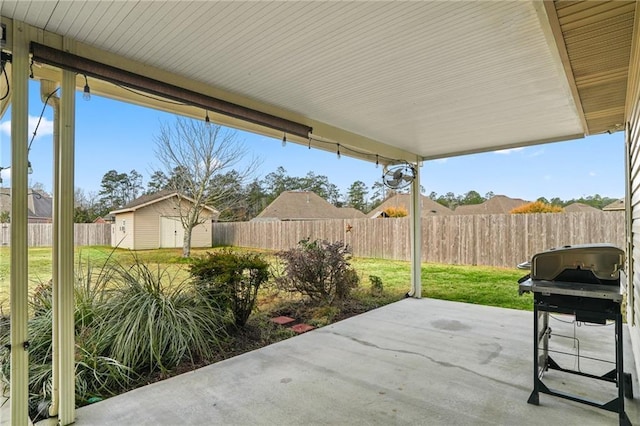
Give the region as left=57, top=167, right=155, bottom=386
left=624, top=373, right=633, bottom=399
left=528, top=303, right=540, bottom=406
left=615, top=312, right=632, bottom=426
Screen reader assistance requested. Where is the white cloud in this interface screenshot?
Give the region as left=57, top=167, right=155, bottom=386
left=544, top=175, right=552, bottom=181
left=494, top=147, right=525, bottom=155
left=0, top=120, right=9, bottom=137
left=589, top=171, right=597, bottom=177
left=0, top=115, right=55, bottom=139
left=529, top=149, right=545, bottom=158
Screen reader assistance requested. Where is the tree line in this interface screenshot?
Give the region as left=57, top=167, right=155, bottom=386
left=74, top=165, right=394, bottom=223
left=76, top=169, right=620, bottom=224
left=427, top=190, right=619, bottom=211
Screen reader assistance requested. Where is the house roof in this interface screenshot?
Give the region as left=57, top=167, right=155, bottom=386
left=454, top=195, right=529, bottom=215
left=368, top=194, right=453, bottom=218
left=110, top=190, right=218, bottom=215
left=603, top=198, right=625, bottom=211
left=564, top=202, right=601, bottom=213
left=253, top=191, right=345, bottom=221
left=0, top=188, right=53, bottom=220
left=337, top=207, right=367, bottom=219
left=2, top=2, right=635, bottom=164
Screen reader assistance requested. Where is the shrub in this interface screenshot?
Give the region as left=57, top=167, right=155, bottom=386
left=275, top=239, right=359, bottom=305
left=369, top=275, right=384, bottom=297
left=190, top=250, right=270, bottom=327
left=510, top=201, right=564, bottom=214
left=382, top=206, right=408, bottom=217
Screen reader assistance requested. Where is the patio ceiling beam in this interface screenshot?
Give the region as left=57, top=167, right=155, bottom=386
left=30, top=42, right=313, bottom=140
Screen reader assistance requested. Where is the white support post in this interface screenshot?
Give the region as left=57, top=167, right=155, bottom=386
left=58, top=68, right=76, bottom=425
left=9, top=20, right=30, bottom=426
left=40, top=79, right=60, bottom=417
left=409, top=162, right=422, bottom=298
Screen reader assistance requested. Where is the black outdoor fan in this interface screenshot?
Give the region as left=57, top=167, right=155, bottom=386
left=382, top=164, right=416, bottom=190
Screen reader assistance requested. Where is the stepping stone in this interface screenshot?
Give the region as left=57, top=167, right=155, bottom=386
left=290, top=323, right=315, bottom=334
left=271, top=316, right=295, bottom=326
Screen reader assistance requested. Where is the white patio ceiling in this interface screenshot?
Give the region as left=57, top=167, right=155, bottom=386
left=0, top=1, right=634, bottom=163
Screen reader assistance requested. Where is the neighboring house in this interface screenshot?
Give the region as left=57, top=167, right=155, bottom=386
left=454, top=195, right=528, bottom=215
left=93, top=214, right=115, bottom=224
left=368, top=194, right=453, bottom=218
left=564, top=202, right=602, bottom=213
left=338, top=207, right=367, bottom=219
left=253, top=191, right=363, bottom=221
left=110, top=190, right=219, bottom=250
left=0, top=188, right=53, bottom=223
left=603, top=198, right=625, bottom=211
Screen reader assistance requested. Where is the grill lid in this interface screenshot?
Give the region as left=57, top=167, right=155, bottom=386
left=531, top=244, right=624, bottom=283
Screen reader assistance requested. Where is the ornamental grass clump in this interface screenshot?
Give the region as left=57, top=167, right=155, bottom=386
left=96, top=257, right=231, bottom=375
left=0, top=253, right=233, bottom=422
left=190, top=250, right=270, bottom=327
left=275, top=239, right=359, bottom=305
left=0, top=257, right=133, bottom=422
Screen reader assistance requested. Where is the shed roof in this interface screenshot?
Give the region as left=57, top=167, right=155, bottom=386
left=454, top=195, right=529, bottom=215
left=110, top=190, right=218, bottom=215
left=368, top=194, right=453, bottom=218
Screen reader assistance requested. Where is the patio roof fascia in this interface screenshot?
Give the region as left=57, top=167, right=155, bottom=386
left=540, top=0, right=589, bottom=135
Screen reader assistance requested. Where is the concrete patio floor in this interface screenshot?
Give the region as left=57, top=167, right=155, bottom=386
left=59, top=298, right=639, bottom=425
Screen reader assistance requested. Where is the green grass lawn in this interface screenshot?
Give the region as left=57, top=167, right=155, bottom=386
left=352, top=258, right=532, bottom=311
left=0, top=246, right=532, bottom=312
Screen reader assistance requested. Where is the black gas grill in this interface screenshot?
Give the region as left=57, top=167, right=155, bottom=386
left=518, top=244, right=633, bottom=426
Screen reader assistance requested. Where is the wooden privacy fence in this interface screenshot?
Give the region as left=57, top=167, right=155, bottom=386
left=213, top=211, right=626, bottom=268
left=0, top=223, right=112, bottom=247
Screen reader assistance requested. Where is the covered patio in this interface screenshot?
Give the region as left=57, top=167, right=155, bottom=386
left=63, top=299, right=640, bottom=425
left=1, top=1, right=640, bottom=424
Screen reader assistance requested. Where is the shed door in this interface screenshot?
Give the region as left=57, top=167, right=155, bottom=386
left=160, top=216, right=185, bottom=248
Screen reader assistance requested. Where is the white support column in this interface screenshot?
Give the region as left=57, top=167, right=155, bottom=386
left=57, top=68, right=76, bottom=425
left=9, top=20, right=30, bottom=426
left=40, top=79, right=60, bottom=417
left=409, top=162, right=422, bottom=298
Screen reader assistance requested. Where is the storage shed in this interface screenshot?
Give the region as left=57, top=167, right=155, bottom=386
left=109, top=190, right=219, bottom=250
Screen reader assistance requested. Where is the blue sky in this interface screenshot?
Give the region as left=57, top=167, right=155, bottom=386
left=0, top=80, right=625, bottom=202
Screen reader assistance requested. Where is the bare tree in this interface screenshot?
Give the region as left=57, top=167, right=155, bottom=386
left=153, top=117, right=259, bottom=257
